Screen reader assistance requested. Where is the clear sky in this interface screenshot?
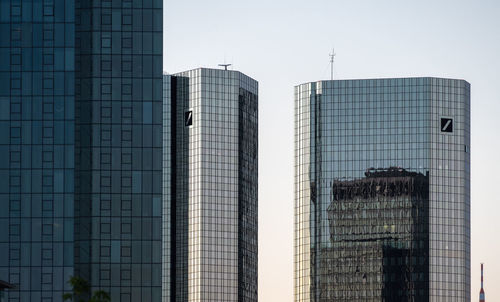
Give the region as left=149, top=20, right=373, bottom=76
left=164, top=0, right=500, bottom=300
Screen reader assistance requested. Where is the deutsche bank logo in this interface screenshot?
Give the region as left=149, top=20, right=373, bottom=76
left=185, top=110, right=193, bottom=127
left=441, top=118, right=453, bottom=133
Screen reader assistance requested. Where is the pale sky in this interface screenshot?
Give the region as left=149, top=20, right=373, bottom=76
left=164, top=0, right=500, bottom=301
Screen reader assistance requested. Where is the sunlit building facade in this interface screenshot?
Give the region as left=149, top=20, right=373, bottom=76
left=294, top=78, right=470, bottom=301
left=163, top=68, right=258, bottom=302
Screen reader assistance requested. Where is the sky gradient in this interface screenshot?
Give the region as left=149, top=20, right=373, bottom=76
left=164, top=1, right=500, bottom=300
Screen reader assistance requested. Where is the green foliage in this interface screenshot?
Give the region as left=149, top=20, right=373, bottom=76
left=89, top=290, right=111, bottom=302
left=63, top=276, right=110, bottom=302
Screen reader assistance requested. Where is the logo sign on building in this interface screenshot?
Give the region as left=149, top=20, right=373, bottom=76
left=441, top=118, right=453, bottom=133
left=185, top=110, right=193, bottom=127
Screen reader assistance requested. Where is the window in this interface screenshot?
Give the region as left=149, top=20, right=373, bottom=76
left=42, top=249, right=52, bottom=260
left=10, top=126, right=21, bottom=138
left=122, top=15, right=132, bottom=25
left=122, top=130, right=131, bottom=141
left=43, top=102, right=53, bottom=113
left=101, top=34, right=111, bottom=48
left=121, top=176, right=132, bottom=187
left=10, top=175, right=20, bottom=186
left=122, top=84, right=132, bottom=95
left=10, top=199, right=21, bottom=211
left=101, top=199, right=111, bottom=210
left=100, top=104, right=113, bottom=121
left=43, top=4, right=54, bottom=16
left=101, top=60, right=111, bottom=71
left=42, top=273, right=52, bottom=284
left=11, top=4, right=21, bottom=16
left=11, top=26, right=21, bottom=40
left=121, top=246, right=131, bottom=257
left=44, top=28, right=54, bottom=41
left=101, top=223, right=111, bottom=234
left=101, top=129, right=111, bottom=141
left=121, top=269, right=131, bottom=280
left=43, top=199, right=53, bottom=211
left=102, top=84, right=111, bottom=95
left=122, top=60, right=132, bottom=72
left=101, top=152, right=111, bottom=164
left=42, top=224, right=53, bottom=235
left=9, top=224, right=20, bottom=236
left=100, top=246, right=110, bottom=257
left=10, top=103, right=21, bottom=114
left=43, top=78, right=54, bottom=90
left=122, top=37, right=132, bottom=48
left=10, top=248, right=20, bottom=260
left=101, top=14, right=112, bottom=25
left=122, top=152, right=132, bottom=164
left=43, top=127, right=53, bottom=138
left=100, top=269, right=110, bottom=280
left=43, top=54, right=54, bottom=65
left=11, top=78, right=21, bottom=89
left=122, top=198, right=131, bottom=211
left=121, top=223, right=132, bottom=234
left=43, top=175, right=53, bottom=186
left=122, top=107, right=132, bottom=118
left=10, top=54, right=21, bottom=65
left=10, top=151, right=21, bottom=163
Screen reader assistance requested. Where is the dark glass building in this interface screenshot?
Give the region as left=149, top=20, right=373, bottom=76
left=294, top=78, right=470, bottom=301
left=0, top=1, right=163, bottom=301
left=163, top=68, right=258, bottom=302
left=0, top=1, right=76, bottom=301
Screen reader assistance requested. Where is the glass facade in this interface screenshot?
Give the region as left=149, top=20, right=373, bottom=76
left=294, top=78, right=470, bottom=301
left=0, top=1, right=76, bottom=301
left=1, top=0, right=163, bottom=301
left=163, top=68, right=258, bottom=302
left=74, top=1, right=163, bottom=301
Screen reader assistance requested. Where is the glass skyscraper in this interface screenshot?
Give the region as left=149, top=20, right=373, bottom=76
left=0, top=1, right=163, bottom=301
left=163, top=68, right=258, bottom=302
left=294, top=78, right=470, bottom=301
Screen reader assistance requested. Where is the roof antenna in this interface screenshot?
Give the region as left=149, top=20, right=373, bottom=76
left=218, top=64, right=232, bottom=70
left=329, top=48, right=336, bottom=80
left=480, top=263, right=485, bottom=302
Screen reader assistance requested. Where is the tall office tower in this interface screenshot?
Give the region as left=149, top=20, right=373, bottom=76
left=294, top=78, right=470, bottom=301
left=163, top=68, right=258, bottom=302
left=74, top=1, right=163, bottom=301
left=0, top=1, right=163, bottom=301
left=0, top=1, right=76, bottom=301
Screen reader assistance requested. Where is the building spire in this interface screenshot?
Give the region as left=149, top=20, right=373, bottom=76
left=480, top=263, right=485, bottom=302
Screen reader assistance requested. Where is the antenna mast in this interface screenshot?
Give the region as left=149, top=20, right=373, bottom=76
left=329, top=48, right=336, bottom=80
left=480, top=263, right=485, bottom=302
left=218, top=64, right=231, bottom=71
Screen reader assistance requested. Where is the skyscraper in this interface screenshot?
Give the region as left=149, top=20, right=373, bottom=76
left=163, top=68, right=258, bottom=302
left=0, top=1, right=163, bottom=301
left=294, top=78, right=470, bottom=301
